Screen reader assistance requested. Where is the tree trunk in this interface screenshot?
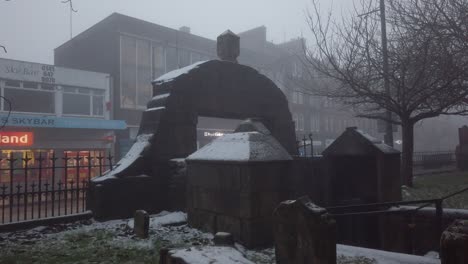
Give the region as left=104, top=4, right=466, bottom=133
left=401, top=120, right=414, bottom=187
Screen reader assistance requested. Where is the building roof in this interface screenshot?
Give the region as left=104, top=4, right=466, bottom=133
left=322, top=127, right=400, bottom=156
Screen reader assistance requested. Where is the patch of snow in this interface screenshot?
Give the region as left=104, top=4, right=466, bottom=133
left=128, top=211, right=187, bottom=229
left=146, top=106, right=166, bottom=112
left=151, top=93, right=170, bottom=101
left=153, top=61, right=206, bottom=84
left=95, top=133, right=153, bottom=181
left=338, top=244, right=440, bottom=264
left=187, top=131, right=292, bottom=162
left=170, top=246, right=255, bottom=264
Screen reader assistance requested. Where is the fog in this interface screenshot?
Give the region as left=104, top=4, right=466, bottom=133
left=0, top=0, right=355, bottom=64
left=1, top=0, right=466, bottom=152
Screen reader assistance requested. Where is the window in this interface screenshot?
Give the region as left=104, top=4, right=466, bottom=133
left=293, top=113, right=299, bottom=131
left=121, top=35, right=137, bottom=109
left=297, top=92, right=303, bottom=104
left=120, top=35, right=154, bottom=109
left=137, top=39, right=152, bottom=108
left=324, top=117, right=329, bottom=132
left=292, top=61, right=303, bottom=78
left=191, top=52, right=202, bottom=64
left=63, top=86, right=104, bottom=116
left=4, top=81, right=54, bottom=113
left=152, top=45, right=165, bottom=79
left=5, top=88, right=54, bottom=113
left=292, top=91, right=298, bottom=104
left=63, top=93, right=91, bottom=115
left=166, top=47, right=178, bottom=72
left=298, top=114, right=304, bottom=131
left=178, top=49, right=190, bottom=68
left=310, top=115, right=320, bottom=132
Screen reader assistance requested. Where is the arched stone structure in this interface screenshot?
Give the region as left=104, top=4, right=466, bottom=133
left=88, top=60, right=297, bottom=219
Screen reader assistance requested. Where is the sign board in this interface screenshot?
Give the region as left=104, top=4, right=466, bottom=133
left=0, top=132, right=34, bottom=147
left=0, top=114, right=126, bottom=130
left=0, top=58, right=110, bottom=90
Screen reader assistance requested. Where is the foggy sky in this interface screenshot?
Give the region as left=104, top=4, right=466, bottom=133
left=0, top=0, right=355, bottom=64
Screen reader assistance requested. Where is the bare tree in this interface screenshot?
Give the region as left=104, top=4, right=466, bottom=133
left=303, top=0, right=468, bottom=186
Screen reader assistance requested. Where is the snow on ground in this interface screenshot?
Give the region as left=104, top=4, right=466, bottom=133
left=0, top=212, right=442, bottom=264
left=338, top=244, right=440, bottom=264
left=170, top=246, right=255, bottom=264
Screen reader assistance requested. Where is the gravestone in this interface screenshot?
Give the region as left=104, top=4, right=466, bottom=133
left=440, top=220, right=468, bottom=264
left=134, top=210, right=149, bottom=238
left=273, top=196, right=337, bottom=264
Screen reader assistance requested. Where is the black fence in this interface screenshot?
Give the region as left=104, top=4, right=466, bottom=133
left=412, top=151, right=455, bottom=169
left=0, top=151, right=114, bottom=224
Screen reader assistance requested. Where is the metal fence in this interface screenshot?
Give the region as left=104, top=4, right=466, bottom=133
left=412, top=151, right=456, bottom=169
left=0, top=151, right=114, bottom=224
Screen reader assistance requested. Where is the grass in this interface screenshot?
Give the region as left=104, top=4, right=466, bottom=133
left=403, top=171, right=468, bottom=209
left=0, top=228, right=162, bottom=264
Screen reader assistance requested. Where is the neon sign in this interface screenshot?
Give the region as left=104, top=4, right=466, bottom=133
left=0, top=132, right=34, bottom=146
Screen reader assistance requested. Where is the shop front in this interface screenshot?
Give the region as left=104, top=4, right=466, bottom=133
left=0, top=114, right=126, bottom=186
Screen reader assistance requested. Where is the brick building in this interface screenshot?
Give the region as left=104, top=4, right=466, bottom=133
left=54, top=13, right=380, bottom=158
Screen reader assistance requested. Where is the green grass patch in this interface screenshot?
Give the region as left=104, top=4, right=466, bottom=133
left=403, top=171, right=468, bottom=209
left=0, top=229, right=161, bottom=264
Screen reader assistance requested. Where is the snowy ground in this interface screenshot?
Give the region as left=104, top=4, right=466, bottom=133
left=0, top=212, right=440, bottom=263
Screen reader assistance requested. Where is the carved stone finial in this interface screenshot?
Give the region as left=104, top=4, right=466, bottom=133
left=217, top=30, right=240, bottom=63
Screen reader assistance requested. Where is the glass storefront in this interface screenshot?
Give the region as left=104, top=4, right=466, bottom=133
left=0, top=149, right=107, bottom=185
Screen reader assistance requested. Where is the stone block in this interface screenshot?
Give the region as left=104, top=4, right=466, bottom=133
left=216, top=215, right=241, bottom=242
left=440, top=220, right=468, bottom=264
left=273, top=196, right=337, bottom=264
left=240, top=217, right=273, bottom=248
left=134, top=210, right=149, bottom=239
left=187, top=210, right=217, bottom=234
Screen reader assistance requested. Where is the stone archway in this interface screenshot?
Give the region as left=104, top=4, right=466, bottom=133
left=88, top=33, right=297, bottom=220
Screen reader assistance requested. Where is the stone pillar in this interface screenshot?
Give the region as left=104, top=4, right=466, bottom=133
left=440, top=220, right=468, bottom=264
left=134, top=210, right=150, bottom=238
left=273, top=196, right=336, bottom=264
left=217, top=30, right=240, bottom=63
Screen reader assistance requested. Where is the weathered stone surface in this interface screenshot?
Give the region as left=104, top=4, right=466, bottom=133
left=161, top=246, right=254, bottom=264
left=273, top=196, right=337, bottom=264
left=88, top=56, right=298, bottom=220
left=134, top=210, right=149, bottom=238
left=440, top=220, right=468, bottom=264
left=214, top=232, right=235, bottom=246
left=217, top=30, right=240, bottom=63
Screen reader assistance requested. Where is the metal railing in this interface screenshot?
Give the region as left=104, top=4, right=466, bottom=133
left=325, top=185, right=468, bottom=252
left=412, top=151, right=455, bottom=168
left=0, top=151, right=113, bottom=224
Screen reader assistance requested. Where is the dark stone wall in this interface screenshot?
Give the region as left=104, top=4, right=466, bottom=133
left=186, top=161, right=293, bottom=248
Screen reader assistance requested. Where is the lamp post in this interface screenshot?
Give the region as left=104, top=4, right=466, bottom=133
left=380, top=0, right=394, bottom=147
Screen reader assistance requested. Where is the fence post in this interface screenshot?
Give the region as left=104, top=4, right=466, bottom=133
left=435, top=199, right=443, bottom=250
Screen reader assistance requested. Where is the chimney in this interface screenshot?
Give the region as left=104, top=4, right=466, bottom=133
left=217, top=30, right=240, bottom=63
left=179, top=26, right=191, bottom=34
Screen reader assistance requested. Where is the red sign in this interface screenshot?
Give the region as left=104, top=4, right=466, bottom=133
left=0, top=132, right=34, bottom=147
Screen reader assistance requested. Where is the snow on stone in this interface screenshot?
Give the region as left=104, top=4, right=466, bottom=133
left=337, top=244, right=440, bottom=264
left=187, top=131, right=292, bottom=162
left=153, top=61, right=206, bottom=84
left=151, top=93, right=170, bottom=101
left=95, top=133, right=153, bottom=181
left=146, top=106, right=166, bottom=112
left=170, top=246, right=255, bottom=264
left=128, top=211, right=187, bottom=229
